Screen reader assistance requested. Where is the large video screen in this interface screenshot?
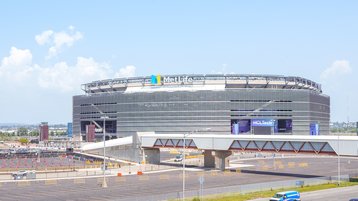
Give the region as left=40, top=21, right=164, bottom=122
left=277, top=119, right=292, bottom=133
left=231, top=119, right=292, bottom=134
left=310, top=123, right=319, bottom=135
left=231, top=119, right=251, bottom=134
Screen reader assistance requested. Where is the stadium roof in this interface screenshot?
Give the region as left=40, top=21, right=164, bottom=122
left=82, top=74, right=322, bottom=94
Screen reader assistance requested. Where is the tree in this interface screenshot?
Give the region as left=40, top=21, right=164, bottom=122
left=58, top=131, right=66, bottom=136
left=18, top=137, right=29, bottom=144
left=17, top=127, right=28, bottom=136
left=29, top=130, right=39, bottom=136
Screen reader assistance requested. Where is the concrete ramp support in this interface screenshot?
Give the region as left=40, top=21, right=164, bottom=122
left=143, top=148, right=160, bottom=164
left=214, top=150, right=232, bottom=170
left=204, top=150, right=215, bottom=168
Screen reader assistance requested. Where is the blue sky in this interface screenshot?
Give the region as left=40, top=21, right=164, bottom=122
left=0, top=1, right=357, bottom=124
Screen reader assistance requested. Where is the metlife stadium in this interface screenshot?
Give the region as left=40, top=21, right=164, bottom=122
left=73, top=74, right=330, bottom=140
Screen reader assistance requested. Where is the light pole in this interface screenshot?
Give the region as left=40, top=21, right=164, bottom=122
left=91, top=104, right=109, bottom=188
left=182, top=132, right=188, bottom=201
left=101, top=116, right=108, bottom=188
left=338, top=133, right=341, bottom=186
left=182, top=128, right=211, bottom=201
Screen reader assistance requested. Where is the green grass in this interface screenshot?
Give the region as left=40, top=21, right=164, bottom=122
left=179, top=182, right=358, bottom=201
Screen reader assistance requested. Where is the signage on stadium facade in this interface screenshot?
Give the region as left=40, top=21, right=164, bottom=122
left=151, top=74, right=193, bottom=85
left=252, top=119, right=275, bottom=127
left=95, top=128, right=103, bottom=133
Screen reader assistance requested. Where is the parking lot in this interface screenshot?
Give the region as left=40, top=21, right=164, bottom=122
left=0, top=155, right=357, bottom=201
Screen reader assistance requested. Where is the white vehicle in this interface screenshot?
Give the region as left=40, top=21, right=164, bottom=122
left=174, top=154, right=183, bottom=162
left=12, top=170, right=27, bottom=180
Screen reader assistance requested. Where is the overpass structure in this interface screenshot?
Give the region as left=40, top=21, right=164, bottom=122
left=80, top=133, right=358, bottom=170
left=81, top=136, right=141, bottom=162
left=139, top=133, right=358, bottom=170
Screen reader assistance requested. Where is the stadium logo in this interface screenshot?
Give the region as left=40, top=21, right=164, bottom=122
left=151, top=74, right=193, bottom=85
left=151, top=75, right=162, bottom=85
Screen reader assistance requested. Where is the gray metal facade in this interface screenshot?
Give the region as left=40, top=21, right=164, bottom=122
left=73, top=74, right=330, bottom=139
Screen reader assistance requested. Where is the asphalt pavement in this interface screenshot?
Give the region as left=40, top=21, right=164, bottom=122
left=0, top=156, right=357, bottom=201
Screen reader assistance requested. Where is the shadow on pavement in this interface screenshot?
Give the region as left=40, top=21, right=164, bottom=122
left=159, top=162, right=202, bottom=169
left=239, top=169, right=323, bottom=178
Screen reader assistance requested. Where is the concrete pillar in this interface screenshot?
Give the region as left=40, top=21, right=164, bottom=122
left=143, top=148, right=160, bottom=164
left=214, top=151, right=232, bottom=171
left=204, top=150, right=215, bottom=168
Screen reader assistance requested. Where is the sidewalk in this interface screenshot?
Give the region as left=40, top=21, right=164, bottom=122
left=0, top=163, right=178, bottom=182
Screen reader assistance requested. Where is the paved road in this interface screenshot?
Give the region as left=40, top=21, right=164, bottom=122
left=0, top=156, right=357, bottom=201
left=250, top=185, right=358, bottom=201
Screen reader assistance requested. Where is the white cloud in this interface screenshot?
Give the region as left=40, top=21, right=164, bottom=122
left=35, top=30, right=54, bottom=45
left=37, top=57, right=110, bottom=92
left=0, top=28, right=139, bottom=123
left=115, top=65, right=136, bottom=78
left=0, top=53, right=111, bottom=92
left=53, top=31, right=83, bottom=49
left=320, top=60, right=352, bottom=79
left=0, top=47, right=136, bottom=92
left=74, top=57, right=109, bottom=78
left=1, top=47, right=32, bottom=66
left=35, top=26, right=83, bottom=58
left=0, top=47, right=34, bottom=82
left=37, top=61, right=136, bottom=92
left=37, top=62, right=137, bottom=92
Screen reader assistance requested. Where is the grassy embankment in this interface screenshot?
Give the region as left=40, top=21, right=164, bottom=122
left=180, top=181, right=358, bottom=201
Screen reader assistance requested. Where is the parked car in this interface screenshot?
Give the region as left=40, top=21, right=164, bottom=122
left=269, top=191, right=300, bottom=201
left=12, top=170, right=28, bottom=180
left=16, top=148, right=29, bottom=154
left=66, top=148, right=74, bottom=153
left=30, top=139, right=39, bottom=144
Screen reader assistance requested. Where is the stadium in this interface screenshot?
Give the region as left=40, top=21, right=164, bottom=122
left=72, top=74, right=330, bottom=141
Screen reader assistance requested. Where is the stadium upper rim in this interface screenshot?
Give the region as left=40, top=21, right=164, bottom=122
left=82, top=74, right=322, bottom=94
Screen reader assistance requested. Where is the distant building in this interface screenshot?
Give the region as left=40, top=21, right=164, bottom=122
left=67, top=123, right=73, bottom=138
left=39, top=122, right=49, bottom=141
left=86, top=124, right=95, bottom=142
